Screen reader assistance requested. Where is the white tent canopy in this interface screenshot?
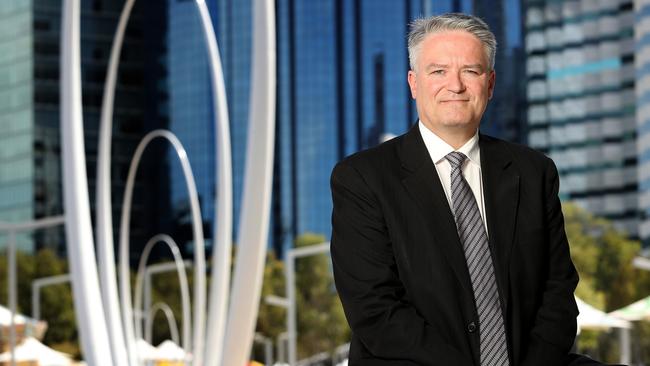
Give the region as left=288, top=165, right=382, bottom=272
left=0, top=304, right=48, bottom=340
left=576, top=296, right=631, bottom=331
left=575, top=296, right=631, bottom=365
left=0, top=304, right=40, bottom=326
left=0, top=337, right=72, bottom=366
left=136, top=338, right=160, bottom=361
left=156, top=339, right=188, bottom=361
left=610, top=295, right=650, bottom=321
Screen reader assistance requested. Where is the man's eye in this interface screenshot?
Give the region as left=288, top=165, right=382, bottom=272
left=464, top=69, right=479, bottom=75
left=431, top=70, right=444, bottom=75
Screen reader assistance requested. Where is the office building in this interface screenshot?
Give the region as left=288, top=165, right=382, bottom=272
left=0, top=0, right=527, bottom=256
left=178, top=0, right=527, bottom=254
left=525, top=1, right=637, bottom=236
left=636, top=0, right=650, bottom=244
left=0, top=0, right=169, bottom=253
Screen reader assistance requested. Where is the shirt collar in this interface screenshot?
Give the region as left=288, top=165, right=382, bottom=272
left=418, top=120, right=481, bottom=166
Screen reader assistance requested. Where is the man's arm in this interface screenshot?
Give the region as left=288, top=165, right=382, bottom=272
left=520, top=158, right=579, bottom=366
left=330, top=161, right=472, bottom=365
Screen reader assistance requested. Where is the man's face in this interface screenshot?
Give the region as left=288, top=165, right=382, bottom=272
left=407, top=31, right=495, bottom=137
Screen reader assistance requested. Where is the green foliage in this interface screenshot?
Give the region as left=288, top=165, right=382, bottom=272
left=0, top=249, right=78, bottom=358
left=146, top=261, right=198, bottom=347
left=2, top=234, right=351, bottom=362
left=256, top=250, right=287, bottom=342
left=254, top=233, right=350, bottom=361
left=293, top=233, right=350, bottom=359
left=563, top=202, right=650, bottom=363
left=631, top=322, right=650, bottom=363
left=6, top=204, right=648, bottom=363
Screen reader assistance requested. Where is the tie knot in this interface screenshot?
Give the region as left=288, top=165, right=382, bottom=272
left=445, top=151, right=467, bottom=169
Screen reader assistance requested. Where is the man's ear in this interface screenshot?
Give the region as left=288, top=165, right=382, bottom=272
left=487, top=70, right=496, bottom=100
left=407, top=70, right=417, bottom=99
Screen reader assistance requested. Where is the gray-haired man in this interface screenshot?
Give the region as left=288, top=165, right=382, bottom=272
left=331, top=13, right=615, bottom=366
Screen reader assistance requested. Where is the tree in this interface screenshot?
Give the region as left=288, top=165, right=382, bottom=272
left=563, top=203, right=650, bottom=311
left=255, top=233, right=350, bottom=361
left=294, top=233, right=349, bottom=359
left=32, top=249, right=76, bottom=354
left=256, top=250, right=287, bottom=342
left=563, top=202, right=650, bottom=362
left=0, top=248, right=78, bottom=357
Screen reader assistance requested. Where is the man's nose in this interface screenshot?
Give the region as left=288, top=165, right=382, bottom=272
left=446, top=72, right=465, bottom=93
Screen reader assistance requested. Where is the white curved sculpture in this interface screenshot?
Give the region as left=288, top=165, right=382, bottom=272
left=133, top=234, right=191, bottom=355
left=146, top=302, right=181, bottom=347
left=60, top=0, right=114, bottom=365
left=62, top=0, right=275, bottom=363
left=221, top=0, right=277, bottom=365
left=195, top=0, right=234, bottom=364
left=118, top=130, right=206, bottom=366
left=95, top=0, right=231, bottom=364
left=95, top=0, right=136, bottom=364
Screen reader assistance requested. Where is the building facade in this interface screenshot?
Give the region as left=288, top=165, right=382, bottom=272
left=0, top=0, right=527, bottom=256
left=525, top=1, right=638, bottom=237
left=636, top=0, right=650, bottom=244
left=0, top=0, right=169, bottom=253
left=164, top=0, right=527, bottom=255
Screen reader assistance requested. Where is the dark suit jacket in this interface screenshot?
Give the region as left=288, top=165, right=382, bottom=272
left=330, top=125, right=580, bottom=366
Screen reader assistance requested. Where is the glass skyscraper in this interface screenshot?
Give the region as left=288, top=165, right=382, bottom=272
left=273, top=0, right=526, bottom=253
left=166, top=0, right=252, bottom=255
left=167, top=0, right=527, bottom=255
left=274, top=0, right=433, bottom=252
left=636, top=0, right=650, bottom=245
left=0, top=0, right=169, bottom=253
left=525, top=1, right=638, bottom=237
left=476, top=0, right=528, bottom=143
left=0, top=0, right=35, bottom=248
left=167, top=0, right=218, bottom=254
left=0, top=0, right=527, bottom=256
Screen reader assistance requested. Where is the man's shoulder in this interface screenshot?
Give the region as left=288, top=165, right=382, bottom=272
left=336, top=133, right=405, bottom=172
left=480, top=133, right=554, bottom=169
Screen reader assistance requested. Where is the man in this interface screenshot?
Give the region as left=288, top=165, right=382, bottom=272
left=330, top=14, right=607, bottom=366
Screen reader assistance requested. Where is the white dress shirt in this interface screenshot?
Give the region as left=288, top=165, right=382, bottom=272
left=418, top=121, right=488, bottom=235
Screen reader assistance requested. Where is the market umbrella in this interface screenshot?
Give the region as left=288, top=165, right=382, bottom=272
left=136, top=338, right=160, bottom=361
left=576, top=296, right=631, bottom=330
left=0, top=337, right=72, bottom=366
left=0, top=304, right=44, bottom=326
left=0, top=304, right=48, bottom=340
left=610, top=295, right=650, bottom=321
left=156, top=340, right=188, bottom=361
left=576, top=297, right=633, bottom=365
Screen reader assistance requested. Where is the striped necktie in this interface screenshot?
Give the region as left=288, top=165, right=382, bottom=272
left=445, top=151, right=509, bottom=366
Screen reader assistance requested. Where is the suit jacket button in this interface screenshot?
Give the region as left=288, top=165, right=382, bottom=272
left=467, top=322, right=477, bottom=333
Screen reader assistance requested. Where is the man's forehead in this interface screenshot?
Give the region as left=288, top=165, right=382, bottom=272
left=418, top=31, right=489, bottom=66
left=423, top=63, right=486, bottom=70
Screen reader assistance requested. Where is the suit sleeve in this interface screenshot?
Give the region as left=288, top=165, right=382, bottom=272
left=520, top=158, right=579, bottom=366
left=330, top=161, right=473, bottom=365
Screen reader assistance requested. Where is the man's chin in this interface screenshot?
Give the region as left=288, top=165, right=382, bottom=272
left=440, top=119, right=475, bottom=128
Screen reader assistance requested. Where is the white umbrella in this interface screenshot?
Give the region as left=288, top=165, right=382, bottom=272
left=0, top=304, right=40, bottom=325
left=610, top=295, right=650, bottom=321
left=136, top=338, right=160, bottom=361
left=576, top=296, right=631, bottom=331
left=0, top=337, right=72, bottom=366
left=156, top=339, right=188, bottom=361
left=0, top=304, right=48, bottom=339
left=576, top=297, right=632, bottom=365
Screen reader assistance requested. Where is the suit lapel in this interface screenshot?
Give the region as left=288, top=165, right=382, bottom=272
left=397, top=127, right=521, bottom=308
left=399, top=125, right=474, bottom=298
left=479, top=134, right=520, bottom=309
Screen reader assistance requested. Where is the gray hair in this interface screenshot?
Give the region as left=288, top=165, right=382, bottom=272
left=408, top=13, right=497, bottom=71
